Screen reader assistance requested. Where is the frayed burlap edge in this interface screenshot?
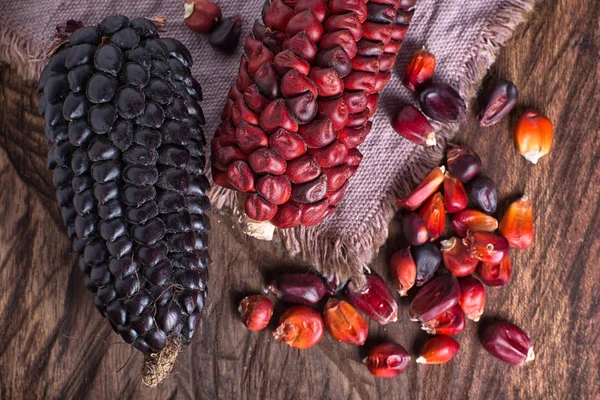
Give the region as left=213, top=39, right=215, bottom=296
left=0, top=26, right=47, bottom=81
left=209, top=0, right=536, bottom=288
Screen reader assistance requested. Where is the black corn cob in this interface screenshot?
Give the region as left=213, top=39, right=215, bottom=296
left=37, top=15, right=210, bottom=386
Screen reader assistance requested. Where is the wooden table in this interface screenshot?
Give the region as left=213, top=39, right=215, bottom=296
left=1, top=1, right=598, bottom=398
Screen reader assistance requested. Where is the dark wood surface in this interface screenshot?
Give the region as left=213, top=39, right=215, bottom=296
left=1, top=0, right=599, bottom=398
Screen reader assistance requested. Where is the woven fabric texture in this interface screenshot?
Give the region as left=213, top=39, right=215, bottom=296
left=0, top=0, right=535, bottom=286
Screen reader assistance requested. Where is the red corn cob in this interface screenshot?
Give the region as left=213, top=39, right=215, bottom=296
left=212, top=0, right=416, bottom=228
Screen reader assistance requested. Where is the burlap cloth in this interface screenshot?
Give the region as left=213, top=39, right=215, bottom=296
left=0, top=0, right=535, bottom=287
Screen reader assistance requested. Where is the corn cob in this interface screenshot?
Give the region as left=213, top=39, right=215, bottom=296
left=212, top=0, right=416, bottom=228
left=37, top=16, right=210, bottom=386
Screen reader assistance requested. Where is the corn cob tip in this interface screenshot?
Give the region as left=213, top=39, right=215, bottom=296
left=141, top=339, right=181, bottom=388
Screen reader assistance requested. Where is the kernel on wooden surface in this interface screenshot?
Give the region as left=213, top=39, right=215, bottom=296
left=416, top=335, right=460, bottom=365
left=514, top=109, right=553, bottom=164
left=499, top=196, right=535, bottom=249
left=323, top=299, right=368, bottom=346
left=364, top=342, right=411, bottom=377
left=480, top=322, right=535, bottom=366
left=273, top=306, right=324, bottom=349
left=389, top=247, right=417, bottom=296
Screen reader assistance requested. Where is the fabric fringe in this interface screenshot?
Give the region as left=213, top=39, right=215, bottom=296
left=0, top=26, right=47, bottom=81
left=456, top=0, right=536, bottom=99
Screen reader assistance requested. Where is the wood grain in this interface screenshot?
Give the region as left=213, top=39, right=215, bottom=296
left=0, top=0, right=599, bottom=398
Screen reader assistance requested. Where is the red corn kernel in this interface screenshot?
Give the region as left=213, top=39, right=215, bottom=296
left=212, top=145, right=247, bottom=171
left=298, top=198, right=331, bottom=226
left=343, top=91, right=369, bottom=113
left=401, top=212, right=429, bottom=246
left=239, top=295, right=273, bottom=331
left=227, top=160, right=256, bottom=192
left=321, top=30, right=358, bottom=59
left=451, top=209, right=499, bottom=238
left=329, top=0, right=368, bottom=23
left=317, top=97, right=349, bottom=130
left=421, top=304, right=466, bottom=335
left=499, top=196, right=534, bottom=249
left=514, top=108, right=553, bottom=164
left=379, top=53, right=397, bottom=72
left=285, top=154, right=322, bottom=184
left=324, top=13, right=363, bottom=41
left=253, top=63, right=280, bottom=100
left=244, top=35, right=262, bottom=59
left=256, top=174, right=292, bottom=205
left=273, top=49, right=311, bottom=76
left=396, top=166, right=445, bottom=210
left=295, top=0, right=328, bottom=22
left=337, top=125, right=369, bottom=149
left=298, top=117, right=336, bottom=149
left=366, top=93, right=379, bottom=116
left=345, top=274, right=398, bottom=325
left=395, top=9, right=414, bottom=25
left=309, top=67, right=344, bottom=97
left=409, top=273, right=460, bottom=322
left=212, top=169, right=234, bottom=190
left=281, top=69, right=317, bottom=98
left=260, top=99, right=299, bottom=133
left=309, top=140, right=349, bottom=168
left=249, top=148, right=287, bottom=175
left=402, top=48, right=436, bottom=92
left=364, top=342, right=411, bottom=377
left=418, top=192, right=445, bottom=241
left=235, top=121, right=268, bottom=153
left=384, top=39, right=402, bottom=54
left=323, top=164, right=350, bottom=192
left=440, top=237, right=479, bottom=277
left=443, top=172, right=468, bottom=213
left=458, top=276, right=486, bottom=322
left=184, top=0, right=222, bottom=33
left=351, top=56, right=380, bottom=73
left=478, top=79, right=518, bottom=127
left=345, top=148, right=363, bottom=166
left=477, top=256, right=512, bottom=287
left=416, top=335, right=460, bottom=364
left=464, top=231, right=509, bottom=264
left=480, top=321, right=535, bottom=366
left=286, top=10, right=324, bottom=42
left=269, top=129, right=307, bottom=160
left=283, top=32, right=318, bottom=62
left=273, top=306, right=324, bottom=349
left=389, top=247, right=417, bottom=296
left=265, top=0, right=295, bottom=32
left=323, top=299, right=368, bottom=346
left=245, top=194, right=278, bottom=221
left=271, top=202, right=302, bottom=229
left=391, top=104, right=436, bottom=147
left=291, top=174, right=327, bottom=204
left=419, top=83, right=467, bottom=123
left=399, top=0, right=416, bottom=11
left=247, top=45, right=275, bottom=75
left=343, top=71, right=376, bottom=93
left=244, top=83, right=271, bottom=113
left=326, top=180, right=349, bottom=206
